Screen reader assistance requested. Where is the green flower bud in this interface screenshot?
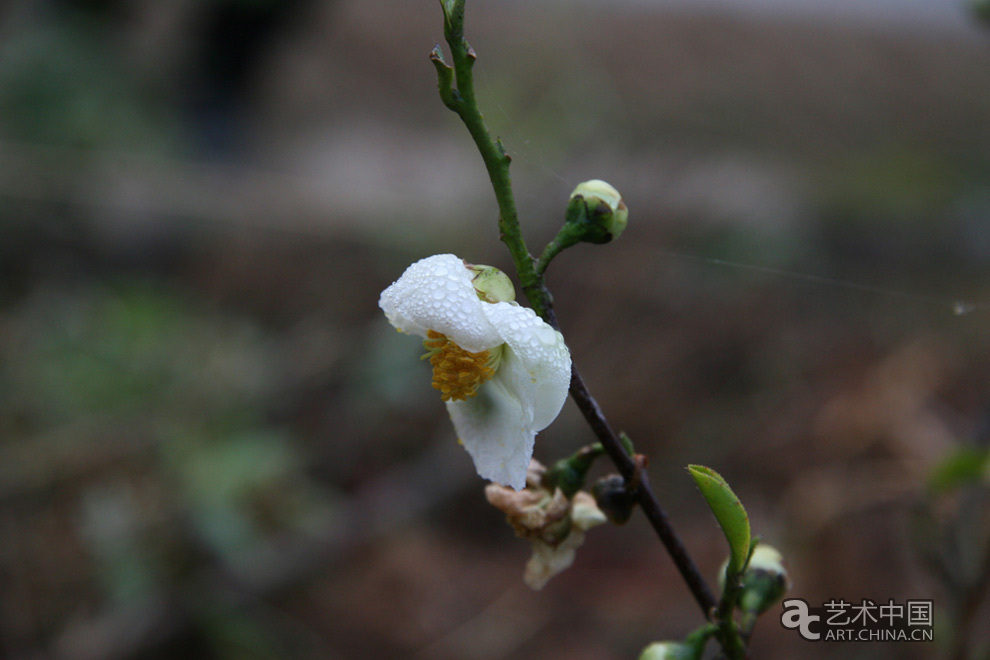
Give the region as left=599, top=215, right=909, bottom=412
left=638, top=641, right=697, bottom=660
left=544, top=444, right=604, bottom=498
left=567, top=179, right=628, bottom=243
left=591, top=474, right=637, bottom=525
left=545, top=459, right=586, bottom=499
left=466, top=263, right=515, bottom=303
left=719, top=543, right=790, bottom=615
left=738, top=543, right=790, bottom=614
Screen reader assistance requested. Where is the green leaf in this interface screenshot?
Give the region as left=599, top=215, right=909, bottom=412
left=687, top=464, right=751, bottom=574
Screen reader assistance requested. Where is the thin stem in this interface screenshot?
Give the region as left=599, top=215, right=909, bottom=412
left=535, top=231, right=577, bottom=276
left=432, top=0, right=718, bottom=624
left=535, top=195, right=595, bottom=275
left=432, top=0, right=550, bottom=316
left=715, top=565, right=747, bottom=659
left=740, top=611, right=758, bottom=645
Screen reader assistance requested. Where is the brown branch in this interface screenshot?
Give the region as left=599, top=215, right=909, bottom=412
left=543, top=306, right=718, bottom=618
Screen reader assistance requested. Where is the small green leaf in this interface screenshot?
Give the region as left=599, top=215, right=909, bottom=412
left=619, top=431, right=635, bottom=455
left=429, top=45, right=457, bottom=110
left=687, top=464, right=751, bottom=574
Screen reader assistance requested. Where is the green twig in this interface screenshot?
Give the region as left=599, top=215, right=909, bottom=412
left=715, top=564, right=747, bottom=660
left=431, top=0, right=551, bottom=316
left=430, top=0, right=719, bottom=629
left=536, top=229, right=579, bottom=276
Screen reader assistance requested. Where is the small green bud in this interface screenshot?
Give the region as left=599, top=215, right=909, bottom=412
left=638, top=642, right=697, bottom=660
left=719, top=543, right=790, bottom=614
left=739, top=543, right=789, bottom=614
left=567, top=179, right=628, bottom=243
left=546, top=460, right=586, bottom=499
left=544, top=444, right=604, bottom=498
left=466, top=264, right=515, bottom=303
left=591, top=474, right=637, bottom=525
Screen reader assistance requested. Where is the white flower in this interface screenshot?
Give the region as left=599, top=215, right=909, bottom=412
left=379, top=254, right=571, bottom=489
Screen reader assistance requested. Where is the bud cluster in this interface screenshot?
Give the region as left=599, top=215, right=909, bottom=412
left=486, top=460, right=606, bottom=589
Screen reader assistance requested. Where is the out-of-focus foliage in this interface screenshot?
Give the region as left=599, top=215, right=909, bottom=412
left=928, top=447, right=990, bottom=494
left=0, top=18, right=177, bottom=150
left=1, top=283, right=337, bottom=610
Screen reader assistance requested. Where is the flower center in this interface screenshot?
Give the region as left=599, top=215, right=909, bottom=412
left=422, top=330, right=498, bottom=402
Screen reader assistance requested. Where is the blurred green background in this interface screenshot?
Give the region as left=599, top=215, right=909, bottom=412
left=1, top=0, right=988, bottom=658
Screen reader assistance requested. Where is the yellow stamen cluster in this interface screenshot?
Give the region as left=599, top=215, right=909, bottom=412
left=423, top=330, right=494, bottom=402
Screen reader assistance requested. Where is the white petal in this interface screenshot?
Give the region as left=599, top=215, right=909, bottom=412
left=483, top=303, right=571, bottom=430
left=523, top=530, right=586, bottom=590
left=447, top=377, right=535, bottom=490
left=571, top=492, right=608, bottom=531
left=378, top=254, right=501, bottom=352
